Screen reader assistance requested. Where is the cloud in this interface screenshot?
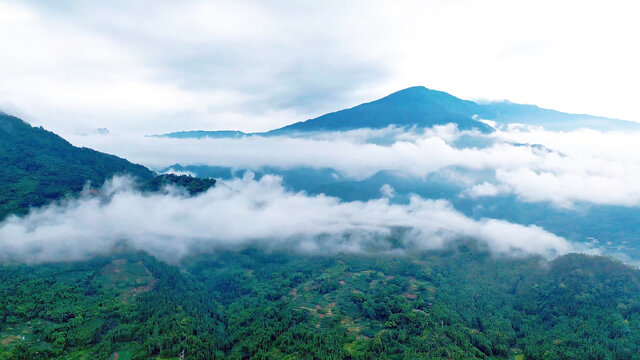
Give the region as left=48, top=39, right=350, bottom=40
left=68, top=125, right=640, bottom=208
left=380, top=184, right=396, bottom=198
left=489, top=128, right=640, bottom=207
left=161, top=167, right=196, bottom=177
left=463, top=182, right=502, bottom=198
left=495, top=168, right=640, bottom=208
left=68, top=125, right=535, bottom=179
left=0, top=174, right=574, bottom=264
left=2, top=0, right=640, bottom=136
left=0, top=0, right=386, bottom=135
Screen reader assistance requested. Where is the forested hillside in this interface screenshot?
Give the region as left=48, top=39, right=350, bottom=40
left=0, top=114, right=220, bottom=221
left=1, top=244, right=639, bottom=359
left=0, top=114, right=154, bottom=219
left=139, top=174, right=217, bottom=196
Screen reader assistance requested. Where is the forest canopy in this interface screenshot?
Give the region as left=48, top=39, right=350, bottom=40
left=1, top=245, right=640, bottom=359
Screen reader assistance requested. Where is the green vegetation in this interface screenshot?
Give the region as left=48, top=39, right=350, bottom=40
left=139, top=174, right=216, bottom=196
left=0, top=113, right=218, bottom=220
left=0, top=114, right=154, bottom=220
left=2, top=244, right=640, bottom=359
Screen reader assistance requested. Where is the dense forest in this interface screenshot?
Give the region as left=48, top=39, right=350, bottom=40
left=1, top=245, right=640, bottom=359
left=139, top=174, right=216, bottom=196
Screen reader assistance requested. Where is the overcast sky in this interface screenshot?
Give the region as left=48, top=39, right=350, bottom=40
left=1, top=0, right=639, bottom=136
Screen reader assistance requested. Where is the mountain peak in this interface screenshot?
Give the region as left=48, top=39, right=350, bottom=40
left=376, top=86, right=478, bottom=108
left=271, top=86, right=493, bottom=134
left=389, top=85, right=441, bottom=94
left=389, top=85, right=431, bottom=94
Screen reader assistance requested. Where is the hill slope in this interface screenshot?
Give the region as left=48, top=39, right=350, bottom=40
left=2, top=246, right=640, bottom=359
left=0, top=113, right=155, bottom=219
left=476, top=101, right=639, bottom=131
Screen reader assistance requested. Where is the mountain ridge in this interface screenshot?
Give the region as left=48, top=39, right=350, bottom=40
left=156, top=86, right=640, bottom=138
left=0, top=113, right=157, bottom=219
left=270, top=86, right=494, bottom=134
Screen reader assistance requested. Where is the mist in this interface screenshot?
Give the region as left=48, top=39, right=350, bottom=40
left=0, top=174, right=576, bottom=264
left=69, top=125, right=640, bottom=208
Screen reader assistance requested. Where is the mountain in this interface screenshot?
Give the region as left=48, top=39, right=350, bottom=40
left=0, top=114, right=223, bottom=219
left=477, top=101, right=639, bottom=131
left=156, top=86, right=640, bottom=138
left=274, top=86, right=640, bottom=133
left=0, top=113, right=156, bottom=219
left=156, top=130, right=247, bottom=139
left=273, top=86, right=640, bottom=133
left=157, top=86, right=492, bottom=138
left=270, top=86, right=493, bottom=134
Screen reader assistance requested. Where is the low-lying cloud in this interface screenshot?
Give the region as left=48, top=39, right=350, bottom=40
left=69, top=125, right=640, bottom=208
left=0, top=174, right=575, bottom=264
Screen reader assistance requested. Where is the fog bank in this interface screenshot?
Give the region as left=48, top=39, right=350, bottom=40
left=0, top=174, right=576, bottom=263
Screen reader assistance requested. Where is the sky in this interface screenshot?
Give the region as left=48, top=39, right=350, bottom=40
left=1, top=0, right=639, bottom=136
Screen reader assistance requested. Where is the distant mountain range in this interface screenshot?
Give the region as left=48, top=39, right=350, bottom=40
left=3, top=94, right=640, bottom=359
left=157, top=86, right=640, bottom=138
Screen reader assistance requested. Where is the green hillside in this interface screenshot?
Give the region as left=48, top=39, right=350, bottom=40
left=1, top=245, right=639, bottom=359
left=0, top=113, right=155, bottom=219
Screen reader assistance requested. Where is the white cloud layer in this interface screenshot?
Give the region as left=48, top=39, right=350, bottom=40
left=69, top=126, right=534, bottom=179
left=0, top=175, right=573, bottom=263
left=463, top=182, right=502, bottom=198
left=69, top=125, right=640, bottom=208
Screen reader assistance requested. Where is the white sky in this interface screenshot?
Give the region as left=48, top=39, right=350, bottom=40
left=1, top=0, right=639, bottom=136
